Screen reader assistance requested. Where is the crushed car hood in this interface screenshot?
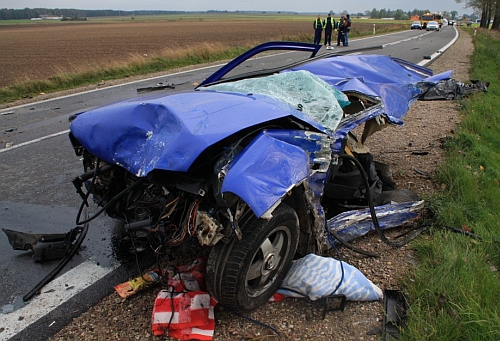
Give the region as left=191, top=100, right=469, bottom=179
left=70, top=43, right=455, bottom=179
left=288, top=54, right=453, bottom=124
left=70, top=91, right=326, bottom=176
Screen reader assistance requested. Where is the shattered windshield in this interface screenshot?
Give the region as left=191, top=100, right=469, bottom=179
left=200, top=70, right=350, bottom=131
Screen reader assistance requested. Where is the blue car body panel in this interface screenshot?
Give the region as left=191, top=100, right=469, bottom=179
left=327, top=200, right=425, bottom=243
left=197, top=41, right=321, bottom=87
left=222, top=131, right=311, bottom=218
left=70, top=91, right=327, bottom=177
left=288, top=54, right=452, bottom=124
left=70, top=42, right=451, bottom=220
left=222, top=130, right=332, bottom=218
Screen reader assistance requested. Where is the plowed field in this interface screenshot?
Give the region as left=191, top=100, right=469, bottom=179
left=0, top=20, right=314, bottom=87
left=0, top=19, right=390, bottom=88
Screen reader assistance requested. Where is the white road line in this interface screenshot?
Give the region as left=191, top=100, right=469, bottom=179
left=0, top=129, right=70, bottom=154
left=0, top=63, right=227, bottom=113
left=0, top=261, right=115, bottom=341
left=417, top=26, right=459, bottom=66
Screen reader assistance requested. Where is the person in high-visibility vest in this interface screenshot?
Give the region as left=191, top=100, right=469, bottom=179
left=323, top=13, right=336, bottom=47
left=313, top=15, right=325, bottom=45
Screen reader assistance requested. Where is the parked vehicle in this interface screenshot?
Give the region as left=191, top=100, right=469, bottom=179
left=411, top=21, right=422, bottom=30
left=67, top=42, right=454, bottom=312
left=426, top=21, right=440, bottom=31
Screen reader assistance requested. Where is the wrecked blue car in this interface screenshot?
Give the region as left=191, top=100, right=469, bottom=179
left=67, top=42, right=462, bottom=312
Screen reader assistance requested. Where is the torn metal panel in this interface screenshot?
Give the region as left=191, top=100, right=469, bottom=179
left=327, top=200, right=425, bottom=244
left=221, top=129, right=332, bottom=219
left=332, top=98, right=385, bottom=153
left=289, top=54, right=451, bottom=124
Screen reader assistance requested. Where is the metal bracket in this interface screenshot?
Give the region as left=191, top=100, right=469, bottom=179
left=306, top=294, right=347, bottom=320
left=2, top=227, right=80, bottom=262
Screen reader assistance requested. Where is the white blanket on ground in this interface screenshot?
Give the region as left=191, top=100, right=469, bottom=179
left=277, top=253, right=383, bottom=301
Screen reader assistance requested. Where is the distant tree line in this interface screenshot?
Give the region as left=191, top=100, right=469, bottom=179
left=1, top=7, right=475, bottom=22
left=0, top=8, right=185, bottom=20
left=364, top=8, right=463, bottom=20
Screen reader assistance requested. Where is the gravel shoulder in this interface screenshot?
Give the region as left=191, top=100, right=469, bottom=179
left=46, top=31, right=473, bottom=341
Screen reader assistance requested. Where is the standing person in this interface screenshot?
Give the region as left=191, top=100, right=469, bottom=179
left=344, top=14, right=352, bottom=46
left=323, top=13, right=335, bottom=47
left=313, top=15, right=324, bottom=45
left=336, top=15, right=345, bottom=46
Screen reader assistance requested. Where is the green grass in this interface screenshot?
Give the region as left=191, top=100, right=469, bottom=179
left=401, top=29, right=500, bottom=341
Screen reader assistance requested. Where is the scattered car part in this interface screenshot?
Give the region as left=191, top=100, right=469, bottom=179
left=307, top=294, right=347, bottom=320
left=419, top=79, right=489, bottom=100
left=2, top=228, right=79, bottom=262
left=382, top=289, right=408, bottom=341
left=137, top=82, right=176, bottom=93
left=22, top=223, right=89, bottom=301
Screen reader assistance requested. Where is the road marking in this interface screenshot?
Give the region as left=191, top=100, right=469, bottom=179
left=0, top=129, right=70, bottom=154
left=0, top=261, right=115, bottom=341
left=0, top=63, right=227, bottom=113
left=417, top=26, right=459, bottom=66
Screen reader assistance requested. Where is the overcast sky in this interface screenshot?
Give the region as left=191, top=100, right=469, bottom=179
left=1, top=1, right=469, bottom=15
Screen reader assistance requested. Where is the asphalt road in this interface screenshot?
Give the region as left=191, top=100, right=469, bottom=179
left=0, top=25, right=458, bottom=341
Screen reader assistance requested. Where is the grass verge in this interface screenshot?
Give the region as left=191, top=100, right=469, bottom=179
left=402, top=29, right=500, bottom=341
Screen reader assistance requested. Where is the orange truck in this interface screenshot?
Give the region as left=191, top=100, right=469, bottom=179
left=421, top=12, right=443, bottom=28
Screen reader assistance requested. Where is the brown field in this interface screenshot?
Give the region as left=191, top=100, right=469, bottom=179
left=0, top=19, right=396, bottom=88
left=0, top=20, right=310, bottom=88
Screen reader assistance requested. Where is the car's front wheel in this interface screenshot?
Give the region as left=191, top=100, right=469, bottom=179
left=206, top=203, right=299, bottom=312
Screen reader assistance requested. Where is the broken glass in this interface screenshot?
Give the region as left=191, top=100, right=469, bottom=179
left=200, top=70, right=350, bottom=131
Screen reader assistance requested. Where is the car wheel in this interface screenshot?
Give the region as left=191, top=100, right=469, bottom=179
left=206, top=203, right=299, bottom=312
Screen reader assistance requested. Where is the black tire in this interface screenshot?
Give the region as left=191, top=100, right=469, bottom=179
left=206, top=203, right=299, bottom=312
